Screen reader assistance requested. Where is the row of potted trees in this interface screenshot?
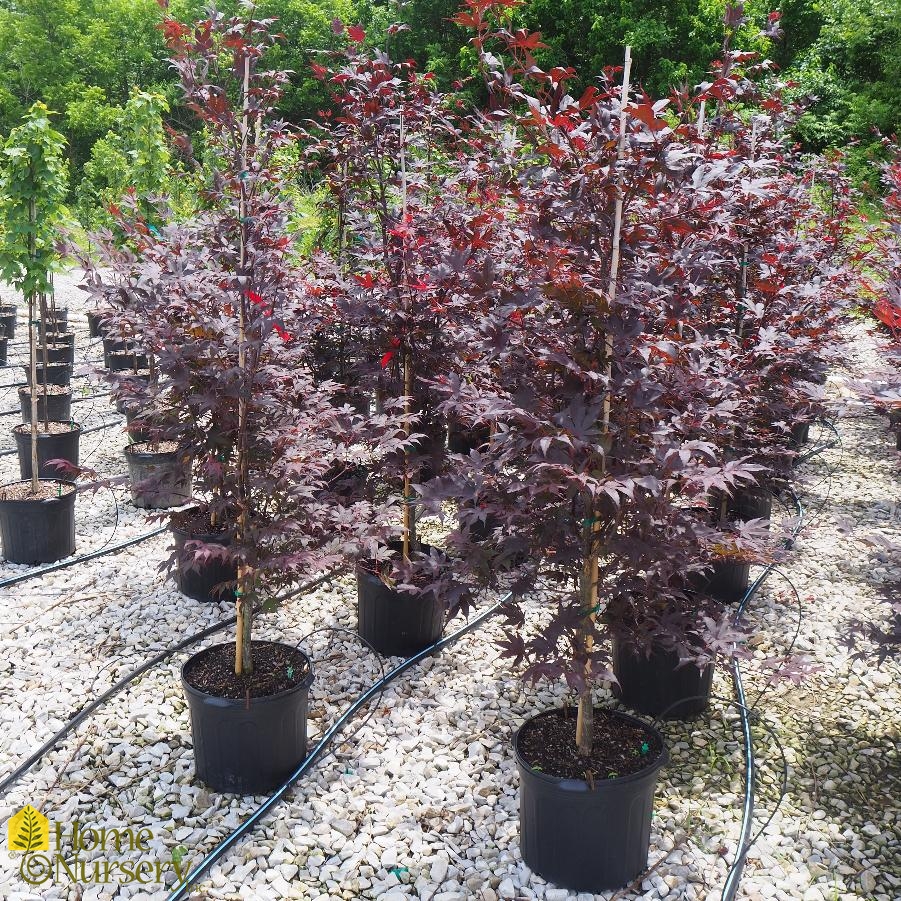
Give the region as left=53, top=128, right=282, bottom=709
left=0, top=3, right=863, bottom=893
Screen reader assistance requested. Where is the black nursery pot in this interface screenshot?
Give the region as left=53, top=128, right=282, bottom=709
left=103, top=336, right=136, bottom=356
left=181, top=641, right=314, bottom=795
left=790, top=421, right=810, bottom=447
left=356, top=542, right=445, bottom=657
left=170, top=511, right=237, bottom=604
left=124, top=443, right=192, bottom=509
left=22, top=363, right=72, bottom=387
left=447, top=419, right=490, bottom=455
left=106, top=351, right=150, bottom=372
left=19, top=387, right=73, bottom=424
left=693, top=558, right=752, bottom=605
left=42, top=343, right=76, bottom=365
left=44, top=331, right=75, bottom=347
left=612, top=637, right=714, bottom=719
left=890, top=410, right=901, bottom=449
left=0, top=481, right=76, bottom=564
left=718, top=486, right=772, bottom=524
left=514, top=708, right=669, bottom=893
left=0, top=306, right=16, bottom=339
left=0, top=337, right=6, bottom=367
left=86, top=310, right=109, bottom=338
left=46, top=308, right=68, bottom=329
left=14, top=423, right=81, bottom=481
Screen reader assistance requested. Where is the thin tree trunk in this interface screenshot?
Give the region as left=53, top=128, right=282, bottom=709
left=576, top=46, right=632, bottom=757
left=27, top=187, right=39, bottom=493
left=28, top=293, right=39, bottom=493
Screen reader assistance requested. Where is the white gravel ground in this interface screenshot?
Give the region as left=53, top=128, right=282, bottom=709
left=0, top=273, right=898, bottom=901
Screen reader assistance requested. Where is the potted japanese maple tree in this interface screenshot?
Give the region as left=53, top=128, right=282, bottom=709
left=423, top=6, right=770, bottom=890
left=304, top=34, right=479, bottom=656
left=78, top=9, right=390, bottom=794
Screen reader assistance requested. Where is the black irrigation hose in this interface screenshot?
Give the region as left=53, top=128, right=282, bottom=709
left=721, top=419, right=840, bottom=901
left=0, top=525, right=167, bottom=591
left=0, top=391, right=111, bottom=418
left=166, top=593, right=511, bottom=901
left=0, top=358, right=103, bottom=371
left=0, top=568, right=340, bottom=800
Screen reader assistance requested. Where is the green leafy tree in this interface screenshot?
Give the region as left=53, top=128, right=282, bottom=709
left=75, top=89, right=172, bottom=229
left=0, top=102, right=70, bottom=491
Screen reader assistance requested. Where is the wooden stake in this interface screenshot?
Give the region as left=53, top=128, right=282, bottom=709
left=399, top=109, right=415, bottom=562
left=576, top=46, right=632, bottom=757
left=38, top=293, right=50, bottom=434
left=235, top=51, right=253, bottom=678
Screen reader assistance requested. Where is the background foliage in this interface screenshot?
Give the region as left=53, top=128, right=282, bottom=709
left=0, top=0, right=897, bottom=215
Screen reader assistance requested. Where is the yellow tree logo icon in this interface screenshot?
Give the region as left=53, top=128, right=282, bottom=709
left=7, top=805, right=49, bottom=852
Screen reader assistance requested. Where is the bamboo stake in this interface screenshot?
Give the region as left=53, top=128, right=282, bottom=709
left=575, top=46, right=632, bottom=757
left=235, top=51, right=253, bottom=677
left=38, top=293, right=50, bottom=434
left=399, top=108, right=415, bottom=561
left=735, top=119, right=757, bottom=341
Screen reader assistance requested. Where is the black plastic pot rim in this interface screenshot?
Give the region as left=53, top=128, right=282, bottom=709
left=170, top=520, right=233, bottom=545
left=18, top=387, right=73, bottom=397
left=513, top=707, right=669, bottom=789
left=124, top=444, right=187, bottom=463
left=0, top=480, right=77, bottom=504
left=13, top=423, right=82, bottom=436
left=355, top=562, right=438, bottom=597
left=180, top=641, right=315, bottom=705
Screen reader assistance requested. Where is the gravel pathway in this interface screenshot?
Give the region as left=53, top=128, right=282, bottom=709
left=0, top=273, right=898, bottom=901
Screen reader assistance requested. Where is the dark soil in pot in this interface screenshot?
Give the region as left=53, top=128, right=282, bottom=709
left=514, top=707, right=668, bottom=892
left=22, top=362, right=72, bottom=387
left=0, top=480, right=76, bottom=563
left=0, top=306, right=17, bottom=339
left=356, top=541, right=445, bottom=657
left=19, top=386, right=73, bottom=423
left=14, top=422, right=81, bottom=480
left=181, top=640, right=314, bottom=794
left=170, top=509, right=236, bottom=603
left=125, top=441, right=192, bottom=509
left=612, top=637, right=714, bottom=719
